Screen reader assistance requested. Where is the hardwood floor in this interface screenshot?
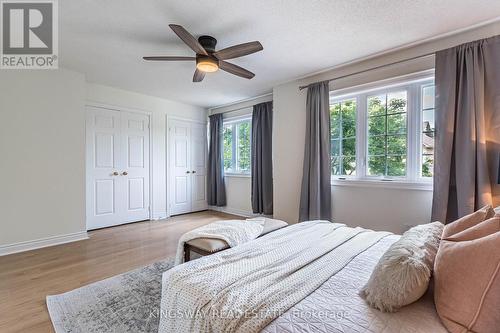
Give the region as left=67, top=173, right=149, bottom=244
left=0, top=210, right=241, bottom=333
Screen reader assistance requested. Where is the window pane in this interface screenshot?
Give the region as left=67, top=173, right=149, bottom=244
left=330, top=103, right=341, bottom=138
left=387, top=113, right=406, bottom=134
left=422, top=154, right=434, bottom=177
left=237, top=122, right=251, bottom=172
left=387, top=91, right=407, bottom=114
left=387, top=155, right=406, bottom=176
left=342, top=138, right=356, bottom=156
left=341, top=100, right=356, bottom=138
left=342, top=156, right=356, bottom=176
left=422, top=109, right=435, bottom=132
left=421, top=84, right=435, bottom=178
left=330, top=99, right=356, bottom=176
left=422, top=132, right=435, bottom=154
left=368, top=156, right=386, bottom=176
left=368, top=135, right=385, bottom=155
left=331, top=139, right=340, bottom=156
left=368, top=115, right=385, bottom=135
left=422, top=85, right=435, bottom=109
left=223, top=125, right=233, bottom=170
left=367, top=90, right=407, bottom=177
left=387, top=135, right=406, bottom=155
left=368, top=95, right=386, bottom=116
left=331, top=156, right=341, bottom=175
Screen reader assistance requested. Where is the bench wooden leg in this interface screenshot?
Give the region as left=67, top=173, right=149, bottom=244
left=184, top=244, right=191, bottom=262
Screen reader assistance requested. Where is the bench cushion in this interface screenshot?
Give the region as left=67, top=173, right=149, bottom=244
left=186, top=218, right=287, bottom=253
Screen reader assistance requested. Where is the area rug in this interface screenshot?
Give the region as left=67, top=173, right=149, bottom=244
left=46, top=258, right=175, bottom=333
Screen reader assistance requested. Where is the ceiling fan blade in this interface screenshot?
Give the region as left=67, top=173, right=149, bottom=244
left=143, top=56, right=195, bottom=61
left=214, top=41, right=263, bottom=60
left=169, top=24, right=207, bottom=56
left=193, top=68, right=205, bottom=82
left=219, top=61, right=255, bottom=79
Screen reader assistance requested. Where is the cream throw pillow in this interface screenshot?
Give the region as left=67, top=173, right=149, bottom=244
left=360, top=222, right=444, bottom=312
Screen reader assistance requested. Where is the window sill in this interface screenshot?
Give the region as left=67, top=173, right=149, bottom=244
left=331, top=178, right=433, bottom=191
left=224, top=173, right=251, bottom=178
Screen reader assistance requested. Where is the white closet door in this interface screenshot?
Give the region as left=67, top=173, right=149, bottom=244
left=169, top=120, right=192, bottom=215
left=191, top=123, right=208, bottom=212
left=121, top=112, right=150, bottom=223
left=86, top=107, right=123, bottom=229
left=86, top=106, right=150, bottom=230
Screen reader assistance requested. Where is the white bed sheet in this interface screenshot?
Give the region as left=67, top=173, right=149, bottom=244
left=262, top=235, right=447, bottom=333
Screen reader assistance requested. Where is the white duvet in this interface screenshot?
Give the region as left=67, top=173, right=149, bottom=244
left=262, top=235, right=448, bottom=333
left=159, top=221, right=391, bottom=333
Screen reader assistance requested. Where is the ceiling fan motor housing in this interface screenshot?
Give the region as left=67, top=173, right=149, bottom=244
left=198, top=35, right=217, bottom=53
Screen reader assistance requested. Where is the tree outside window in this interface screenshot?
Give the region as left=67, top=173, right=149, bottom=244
left=222, top=119, right=251, bottom=174
left=330, top=99, right=356, bottom=175
left=329, top=76, right=435, bottom=183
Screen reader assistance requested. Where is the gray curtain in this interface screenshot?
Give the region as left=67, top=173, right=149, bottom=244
left=251, top=101, right=273, bottom=215
left=432, top=35, right=500, bottom=223
left=299, top=81, right=332, bottom=222
left=207, top=113, right=227, bottom=206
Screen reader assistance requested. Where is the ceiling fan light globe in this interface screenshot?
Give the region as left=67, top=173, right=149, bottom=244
left=196, top=62, right=218, bottom=72
left=196, top=55, right=219, bottom=73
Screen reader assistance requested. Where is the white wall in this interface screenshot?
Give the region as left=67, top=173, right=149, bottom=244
left=273, top=21, right=500, bottom=233
left=209, top=94, right=272, bottom=216
left=0, top=69, right=87, bottom=248
left=86, top=83, right=206, bottom=219
left=0, top=71, right=206, bottom=253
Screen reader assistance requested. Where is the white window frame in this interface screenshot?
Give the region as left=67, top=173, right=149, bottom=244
left=419, top=83, right=436, bottom=181
left=223, top=115, right=252, bottom=176
left=329, top=70, right=435, bottom=190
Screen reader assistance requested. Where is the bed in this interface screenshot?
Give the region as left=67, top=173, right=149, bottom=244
left=159, top=221, right=447, bottom=333
left=262, top=235, right=446, bottom=333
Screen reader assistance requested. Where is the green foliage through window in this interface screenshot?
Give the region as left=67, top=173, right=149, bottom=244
left=329, top=78, right=435, bottom=182
left=237, top=122, right=251, bottom=171
left=223, top=119, right=251, bottom=173
left=367, top=91, right=407, bottom=177
left=330, top=99, right=356, bottom=176
left=223, top=125, right=233, bottom=170
left=421, top=85, right=435, bottom=177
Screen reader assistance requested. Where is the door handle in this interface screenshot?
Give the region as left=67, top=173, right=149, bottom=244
left=121, top=171, right=128, bottom=176
left=186, top=171, right=191, bottom=174
left=112, top=171, right=119, bottom=176
left=192, top=171, right=196, bottom=174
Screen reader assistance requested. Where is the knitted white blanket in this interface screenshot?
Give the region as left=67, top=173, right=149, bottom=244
left=160, top=221, right=391, bottom=333
left=174, top=219, right=265, bottom=265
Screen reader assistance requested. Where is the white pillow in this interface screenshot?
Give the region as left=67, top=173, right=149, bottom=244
left=495, top=206, right=500, bottom=215
left=360, top=221, right=444, bottom=312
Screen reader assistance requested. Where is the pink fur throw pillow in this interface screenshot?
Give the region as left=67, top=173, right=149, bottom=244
left=441, top=205, right=495, bottom=238
left=434, top=219, right=500, bottom=333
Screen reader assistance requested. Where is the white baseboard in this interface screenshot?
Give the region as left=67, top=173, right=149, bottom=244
left=208, top=206, right=259, bottom=218
left=0, top=231, right=89, bottom=256
left=151, top=211, right=168, bottom=221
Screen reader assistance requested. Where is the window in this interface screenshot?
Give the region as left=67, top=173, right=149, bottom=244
left=330, top=99, right=356, bottom=175
left=223, top=118, right=251, bottom=174
left=421, top=85, right=435, bottom=177
left=367, top=91, right=407, bottom=177
left=330, top=73, right=435, bottom=185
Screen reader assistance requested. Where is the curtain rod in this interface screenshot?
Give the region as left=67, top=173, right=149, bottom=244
left=298, top=52, right=435, bottom=91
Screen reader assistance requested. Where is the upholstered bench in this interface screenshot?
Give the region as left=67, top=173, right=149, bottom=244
left=183, top=218, right=287, bottom=262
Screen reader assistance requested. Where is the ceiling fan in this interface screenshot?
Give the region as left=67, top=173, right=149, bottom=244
left=143, top=24, right=263, bottom=82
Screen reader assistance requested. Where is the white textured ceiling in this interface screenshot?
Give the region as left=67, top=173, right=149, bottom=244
left=60, top=1, right=500, bottom=108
